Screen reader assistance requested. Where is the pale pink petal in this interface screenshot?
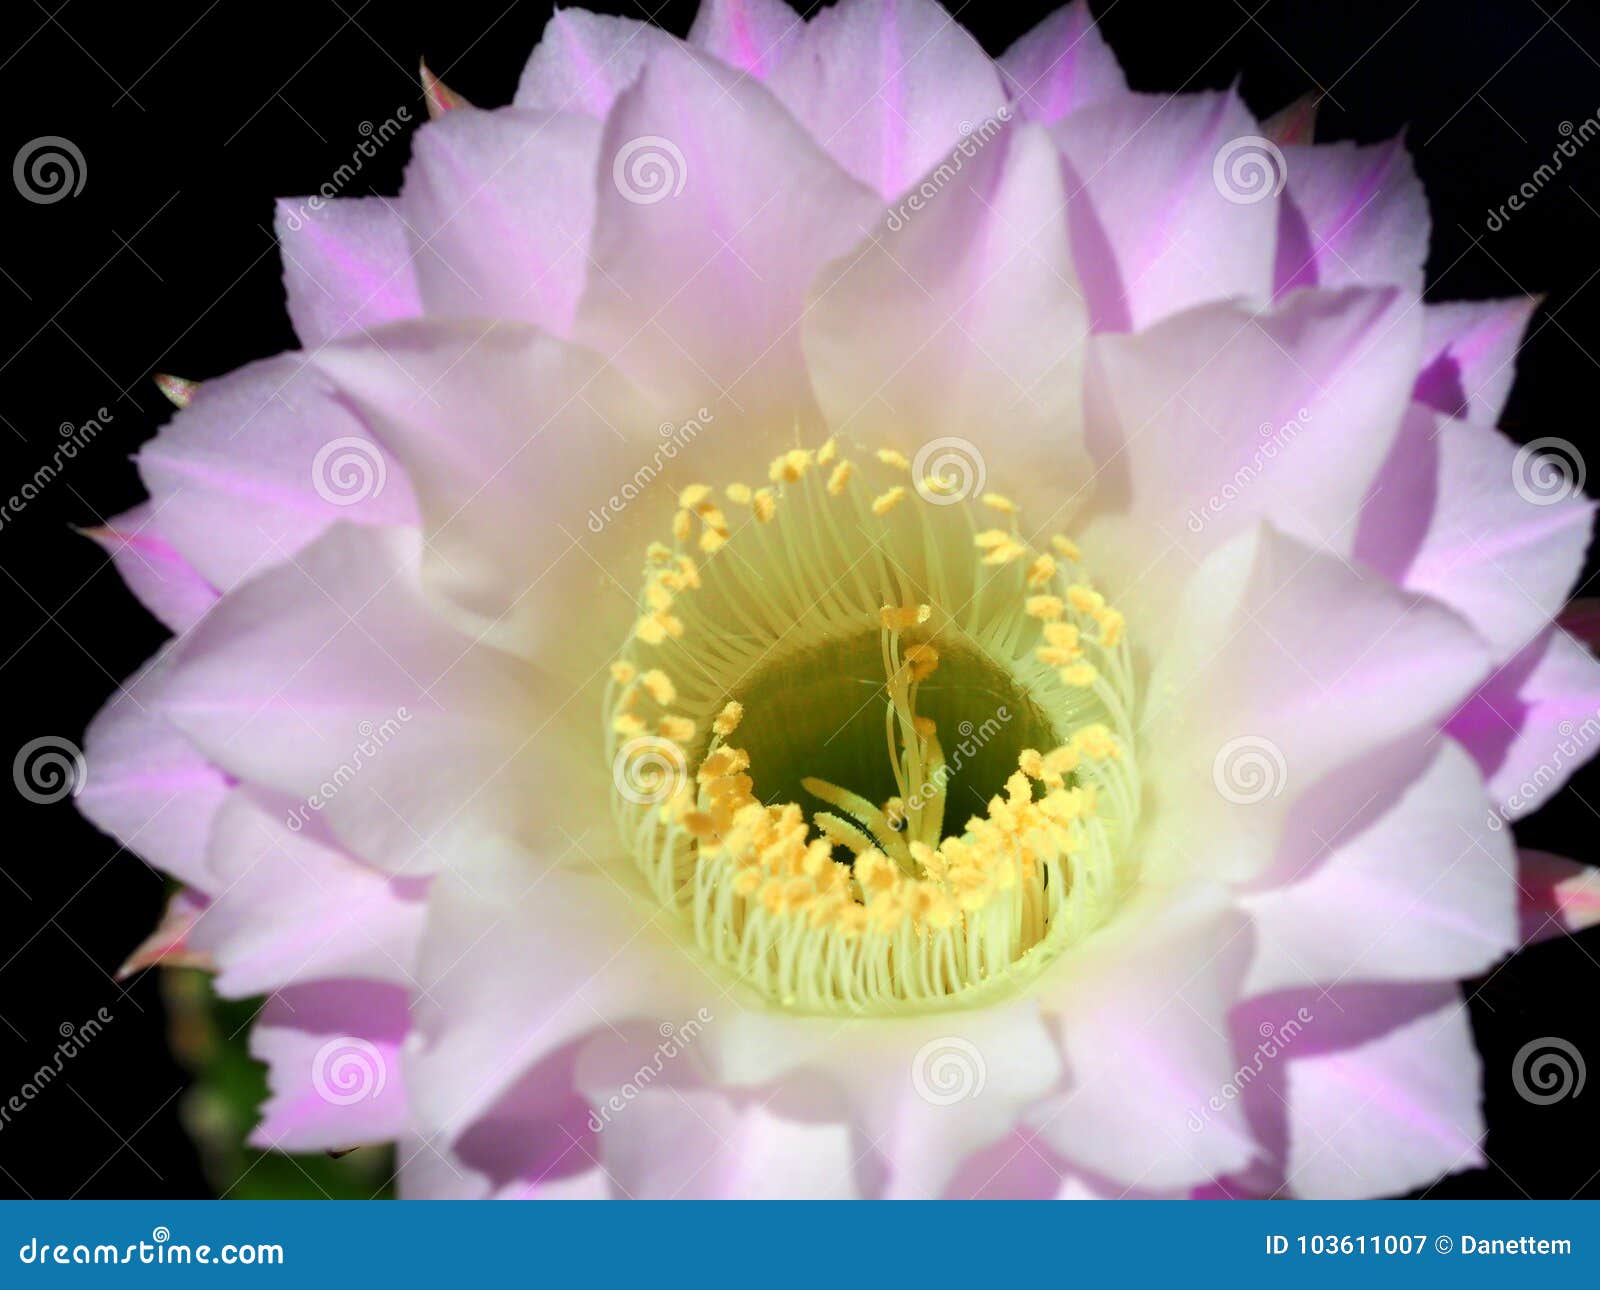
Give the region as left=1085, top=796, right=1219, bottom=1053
left=157, top=525, right=575, bottom=878
left=1448, top=625, right=1600, bottom=821
left=576, top=44, right=880, bottom=426
left=1242, top=736, right=1517, bottom=994
left=687, top=0, right=802, bottom=78
left=803, top=120, right=1091, bottom=507
left=401, top=109, right=601, bottom=336
left=1274, top=138, right=1427, bottom=295
left=1284, top=986, right=1483, bottom=1198
left=1139, top=526, right=1489, bottom=884
left=312, top=321, right=665, bottom=681
left=79, top=657, right=231, bottom=891
left=1081, top=288, right=1421, bottom=628
left=1518, top=849, right=1600, bottom=941
left=409, top=846, right=702, bottom=1149
left=996, top=2, right=1126, bottom=123
left=189, top=789, right=428, bottom=996
left=765, top=0, right=1007, bottom=198
left=118, top=888, right=211, bottom=978
left=514, top=8, right=679, bottom=115
left=136, top=354, right=416, bottom=593
left=1356, top=403, right=1594, bottom=661
left=1416, top=296, right=1540, bottom=422
left=274, top=197, right=422, bottom=348
left=249, top=981, right=411, bottom=1152
left=1033, top=884, right=1258, bottom=1190
left=1053, top=90, right=1276, bottom=331
left=84, top=503, right=217, bottom=634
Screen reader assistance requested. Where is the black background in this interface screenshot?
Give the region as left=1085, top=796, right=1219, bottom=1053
left=2, top=0, right=1599, bottom=1198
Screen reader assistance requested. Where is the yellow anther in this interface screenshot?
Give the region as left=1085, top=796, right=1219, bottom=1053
left=752, top=488, right=777, bottom=522
left=826, top=461, right=853, bottom=496
left=1051, top=535, right=1082, bottom=562
left=871, top=486, right=908, bottom=516
left=645, top=581, right=674, bottom=612
left=1026, top=595, right=1064, bottom=621
left=1096, top=608, right=1126, bottom=648
left=1068, top=584, right=1105, bottom=614
left=612, top=713, right=647, bottom=737
left=610, top=660, right=638, bottom=685
left=879, top=603, right=931, bottom=631
left=904, top=642, right=939, bottom=681
left=912, top=715, right=937, bottom=740
left=672, top=509, right=693, bottom=544
left=725, top=482, right=752, bottom=506
left=981, top=539, right=1028, bottom=565
left=646, top=542, right=673, bottom=565
left=698, top=528, right=728, bottom=554
left=635, top=611, right=683, bottom=644
left=768, top=448, right=813, bottom=484
left=678, top=483, right=712, bottom=510
left=1072, top=724, right=1121, bottom=760
left=1044, top=622, right=1080, bottom=650
left=982, top=493, right=1018, bottom=515
left=659, top=715, right=696, bottom=744
left=640, top=669, right=676, bottom=705
left=1060, top=662, right=1098, bottom=687
left=817, top=437, right=838, bottom=466
left=875, top=448, right=911, bottom=471
left=675, top=555, right=702, bottom=588
left=1027, top=554, right=1057, bottom=587
left=974, top=529, right=1011, bottom=549
left=712, top=701, right=744, bottom=737
left=1018, top=748, right=1045, bottom=779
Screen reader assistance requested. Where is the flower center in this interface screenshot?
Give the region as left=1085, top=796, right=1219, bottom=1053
left=604, top=439, right=1140, bottom=1014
